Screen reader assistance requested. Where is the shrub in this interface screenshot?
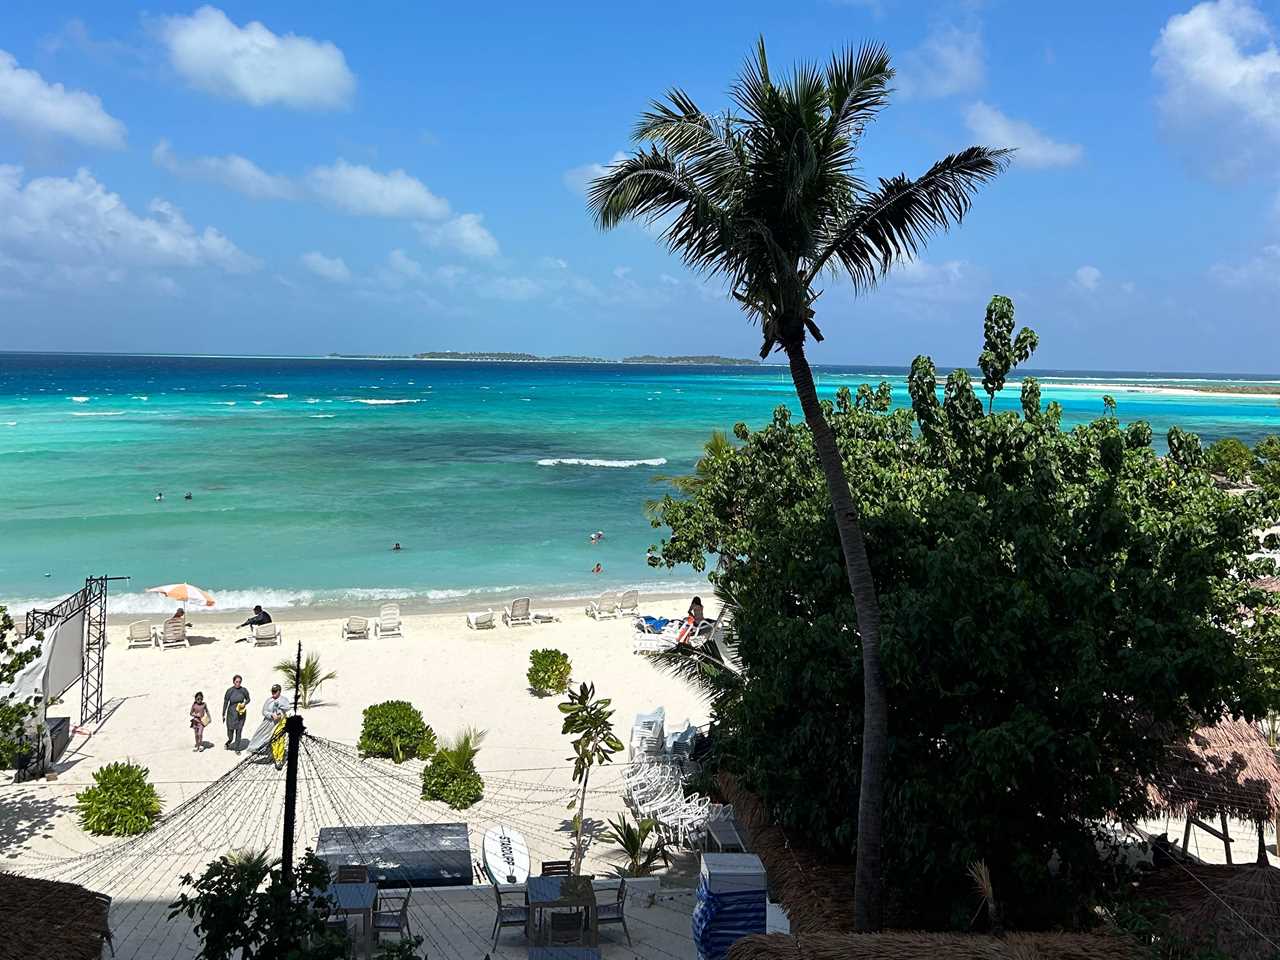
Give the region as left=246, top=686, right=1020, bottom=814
left=527, top=649, right=572, bottom=696
left=421, top=727, right=486, bottom=810
left=358, top=701, right=436, bottom=763
left=76, top=761, right=162, bottom=836
left=1206, top=436, right=1254, bottom=482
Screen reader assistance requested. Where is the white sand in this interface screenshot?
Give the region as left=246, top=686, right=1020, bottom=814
left=3, top=593, right=713, bottom=957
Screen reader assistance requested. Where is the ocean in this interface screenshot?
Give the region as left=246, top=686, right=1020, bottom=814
left=1, top=353, right=1277, bottom=615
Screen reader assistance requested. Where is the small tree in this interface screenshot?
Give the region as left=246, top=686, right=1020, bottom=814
left=559, top=682, right=624, bottom=873
left=169, top=848, right=347, bottom=960
left=76, top=761, right=163, bottom=836
left=421, top=728, right=486, bottom=810
left=0, top=605, right=42, bottom=769
left=275, top=652, right=337, bottom=709
left=1206, top=436, right=1255, bottom=482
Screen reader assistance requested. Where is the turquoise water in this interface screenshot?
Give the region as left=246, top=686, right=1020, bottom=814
left=1, top=353, right=1277, bottom=614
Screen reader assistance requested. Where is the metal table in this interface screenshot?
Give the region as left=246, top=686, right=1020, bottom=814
left=329, top=881, right=378, bottom=957
left=525, top=875, right=598, bottom=947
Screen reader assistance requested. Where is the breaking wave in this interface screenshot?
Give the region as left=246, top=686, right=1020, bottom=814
left=348, top=398, right=423, bottom=405
left=536, top=457, right=667, bottom=468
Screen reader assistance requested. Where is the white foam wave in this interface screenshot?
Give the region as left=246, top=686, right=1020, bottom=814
left=536, top=457, right=668, bottom=468
left=71, top=411, right=126, bottom=417
left=266, top=393, right=289, bottom=399
left=305, top=398, right=321, bottom=404
left=131, top=395, right=149, bottom=401
left=251, top=400, right=266, bottom=405
left=309, top=414, right=336, bottom=418
left=68, top=396, right=91, bottom=403
left=348, top=398, right=423, bottom=405
left=3, top=421, right=15, bottom=427
left=216, top=401, right=236, bottom=406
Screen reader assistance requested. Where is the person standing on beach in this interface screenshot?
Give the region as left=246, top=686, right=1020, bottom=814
left=189, top=692, right=211, bottom=752
left=222, top=675, right=250, bottom=750
left=260, top=684, right=290, bottom=770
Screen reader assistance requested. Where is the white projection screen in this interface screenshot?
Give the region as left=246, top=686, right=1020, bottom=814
left=45, top=608, right=86, bottom=699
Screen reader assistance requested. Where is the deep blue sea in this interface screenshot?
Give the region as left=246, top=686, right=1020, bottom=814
left=1, top=353, right=1277, bottom=614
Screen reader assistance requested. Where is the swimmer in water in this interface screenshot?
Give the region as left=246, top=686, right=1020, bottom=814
left=184, top=491, right=193, bottom=500
left=155, top=492, right=163, bottom=502
left=392, top=542, right=402, bottom=551
left=592, top=563, right=603, bottom=575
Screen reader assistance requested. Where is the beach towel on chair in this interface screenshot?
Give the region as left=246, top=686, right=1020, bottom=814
left=638, top=616, right=670, bottom=634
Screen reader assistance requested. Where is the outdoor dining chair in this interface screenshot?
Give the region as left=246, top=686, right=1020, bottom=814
left=372, top=889, right=413, bottom=945
left=488, top=878, right=530, bottom=947
left=540, top=860, right=572, bottom=877
left=335, top=864, right=369, bottom=883
left=596, top=878, right=632, bottom=946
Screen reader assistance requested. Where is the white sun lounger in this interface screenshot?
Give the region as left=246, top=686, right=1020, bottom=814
left=617, top=590, right=640, bottom=615
left=375, top=603, right=403, bottom=638
left=467, top=610, right=496, bottom=630
left=127, top=620, right=155, bottom=649
left=155, top=617, right=189, bottom=650
left=504, top=598, right=533, bottom=627
left=253, top=623, right=282, bottom=646
left=342, top=616, right=370, bottom=641
left=585, top=592, right=620, bottom=620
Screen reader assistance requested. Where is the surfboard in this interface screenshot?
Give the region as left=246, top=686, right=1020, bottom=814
left=482, top=824, right=529, bottom=885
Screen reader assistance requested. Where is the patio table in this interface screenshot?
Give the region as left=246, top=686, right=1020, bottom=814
left=329, top=880, right=378, bottom=957
left=525, top=875, right=598, bottom=947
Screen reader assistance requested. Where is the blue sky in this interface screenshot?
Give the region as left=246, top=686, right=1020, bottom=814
left=1, top=1, right=1278, bottom=372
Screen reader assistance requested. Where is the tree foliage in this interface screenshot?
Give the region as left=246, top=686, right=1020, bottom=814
left=1205, top=436, right=1254, bottom=482
left=421, top=727, right=486, bottom=810
left=560, top=682, right=625, bottom=873
left=169, top=848, right=347, bottom=960
left=649, top=309, right=1280, bottom=928
left=357, top=700, right=436, bottom=763
left=0, top=605, right=41, bottom=769
left=274, top=652, right=337, bottom=709
left=76, top=761, right=163, bottom=836
left=527, top=648, right=573, bottom=696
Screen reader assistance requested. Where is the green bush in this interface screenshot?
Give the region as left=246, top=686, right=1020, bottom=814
left=1206, top=436, right=1254, bottom=482
left=527, top=649, right=572, bottom=696
left=421, top=727, right=485, bottom=810
left=76, top=761, right=162, bottom=836
left=357, top=701, right=436, bottom=763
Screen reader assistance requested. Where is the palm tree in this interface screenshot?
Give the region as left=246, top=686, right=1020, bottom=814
left=589, top=38, right=1009, bottom=929
left=646, top=429, right=734, bottom=519
left=274, top=652, right=337, bottom=709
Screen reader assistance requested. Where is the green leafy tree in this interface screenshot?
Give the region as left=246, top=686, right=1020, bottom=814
left=169, top=848, right=347, bottom=960
left=421, top=727, right=486, bottom=810
left=358, top=700, right=437, bottom=763
left=527, top=649, right=573, bottom=696
left=76, top=761, right=163, bottom=836
left=0, top=605, right=42, bottom=769
left=589, top=39, right=1007, bottom=927
left=1205, top=436, right=1254, bottom=482
left=274, top=652, right=337, bottom=709
left=649, top=310, right=1280, bottom=928
left=976, top=295, right=1037, bottom=412
left=560, top=682, right=625, bottom=874
left=1253, top=435, right=1280, bottom=504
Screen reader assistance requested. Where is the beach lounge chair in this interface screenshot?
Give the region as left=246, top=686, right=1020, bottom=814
left=375, top=603, right=403, bottom=638
left=253, top=623, right=282, bottom=646
left=342, top=616, right=370, bottom=641
left=127, top=620, right=155, bottom=649
left=585, top=592, right=620, bottom=620
left=617, top=590, right=640, bottom=615
left=156, top=617, right=189, bottom=650
left=467, top=610, right=495, bottom=630
left=503, top=597, right=533, bottom=627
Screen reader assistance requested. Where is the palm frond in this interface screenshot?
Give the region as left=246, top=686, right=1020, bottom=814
left=823, top=43, right=893, bottom=149
left=645, top=643, right=742, bottom=705
left=806, top=145, right=1012, bottom=289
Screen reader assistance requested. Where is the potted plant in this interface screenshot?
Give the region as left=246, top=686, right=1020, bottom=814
left=605, top=812, right=664, bottom=903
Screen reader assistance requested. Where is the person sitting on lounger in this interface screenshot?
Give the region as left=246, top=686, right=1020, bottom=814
left=238, top=605, right=272, bottom=630
left=688, top=596, right=704, bottom=623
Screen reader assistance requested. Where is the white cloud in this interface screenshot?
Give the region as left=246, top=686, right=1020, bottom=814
left=153, top=140, right=296, bottom=199
left=612, top=266, right=632, bottom=280
left=305, top=159, right=448, bottom=219
left=160, top=6, right=355, bottom=110
left=0, top=50, right=126, bottom=148
left=563, top=151, right=628, bottom=194
left=417, top=213, right=499, bottom=257
left=1074, top=265, right=1102, bottom=290
left=965, top=102, right=1083, bottom=168
left=1210, top=243, right=1280, bottom=286
left=387, top=248, right=424, bottom=279
left=894, top=257, right=967, bottom=285
left=300, top=251, right=351, bottom=283
left=1120, top=281, right=1137, bottom=294
left=659, top=273, right=681, bottom=286
left=897, top=25, right=985, bottom=99
left=477, top=275, right=542, bottom=301
left=0, top=165, right=258, bottom=288
left=1153, top=0, right=1280, bottom=178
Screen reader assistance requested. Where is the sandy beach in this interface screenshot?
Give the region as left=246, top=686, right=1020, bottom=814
left=3, top=592, right=717, bottom=956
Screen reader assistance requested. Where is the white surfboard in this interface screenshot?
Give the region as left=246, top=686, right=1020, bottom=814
left=482, top=824, right=529, bottom=885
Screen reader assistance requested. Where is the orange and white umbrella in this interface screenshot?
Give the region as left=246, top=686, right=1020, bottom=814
left=146, top=582, right=217, bottom=607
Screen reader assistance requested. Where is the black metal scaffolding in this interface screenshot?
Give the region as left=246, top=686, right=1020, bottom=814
left=24, top=575, right=126, bottom=724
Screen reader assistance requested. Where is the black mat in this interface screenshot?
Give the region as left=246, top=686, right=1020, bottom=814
left=316, top=823, right=473, bottom=888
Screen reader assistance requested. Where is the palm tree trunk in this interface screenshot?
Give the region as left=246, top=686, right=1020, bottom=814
left=785, top=339, right=887, bottom=931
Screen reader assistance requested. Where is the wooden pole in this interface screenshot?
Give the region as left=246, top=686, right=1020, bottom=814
left=281, top=713, right=305, bottom=889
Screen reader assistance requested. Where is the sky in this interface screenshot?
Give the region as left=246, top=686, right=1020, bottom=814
left=1, top=1, right=1279, bottom=373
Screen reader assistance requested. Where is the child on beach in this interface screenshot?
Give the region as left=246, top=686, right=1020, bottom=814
left=189, top=692, right=211, bottom=752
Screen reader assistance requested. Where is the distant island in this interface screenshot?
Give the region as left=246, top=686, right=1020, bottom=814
left=328, top=351, right=758, bottom=366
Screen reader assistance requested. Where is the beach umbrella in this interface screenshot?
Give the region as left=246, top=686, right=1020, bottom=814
left=146, top=582, right=216, bottom=607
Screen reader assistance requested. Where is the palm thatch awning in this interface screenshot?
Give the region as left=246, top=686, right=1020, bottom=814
left=1148, top=718, right=1280, bottom=823
left=0, top=872, right=111, bottom=960
left=1136, top=862, right=1280, bottom=960
left=726, top=931, right=1138, bottom=960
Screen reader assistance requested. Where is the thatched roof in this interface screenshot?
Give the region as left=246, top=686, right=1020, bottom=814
left=726, top=932, right=1138, bottom=960
left=1148, top=718, right=1280, bottom=823
left=1136, top=862, right=1280, bottom=960
left=0, top=872, right=111, bottom=960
